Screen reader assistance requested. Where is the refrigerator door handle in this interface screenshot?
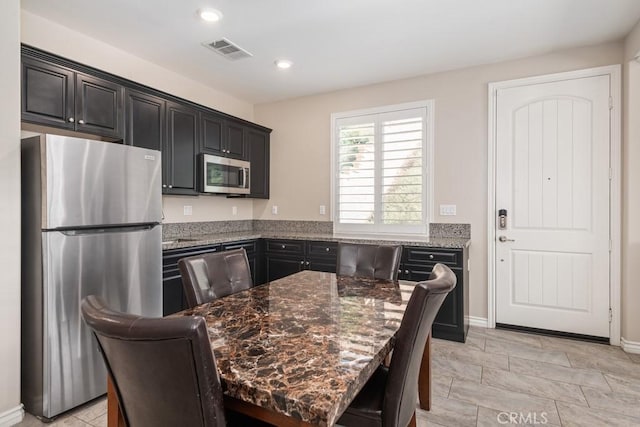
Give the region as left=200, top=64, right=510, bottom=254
left=60, top=224, right=157, bottom=236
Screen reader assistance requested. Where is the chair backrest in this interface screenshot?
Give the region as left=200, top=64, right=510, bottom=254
left=336, top=242, right=403, bottom=281
left=384, top=263, right=456, bottom=427
left=178, top=248, right=252, bottom=308
left=81, top=296, right=226, bottom=427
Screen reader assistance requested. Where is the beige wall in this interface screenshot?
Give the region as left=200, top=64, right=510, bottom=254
left=254, top=41, right=624, bottom=322
left=20, top=11, right=256, bottom=224
left=0, top=0, right=22, bottom=422
left=623, top=19, right=640, bottom=343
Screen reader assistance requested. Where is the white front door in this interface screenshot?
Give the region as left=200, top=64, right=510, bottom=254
left=495, top=74, right=611, bottom=338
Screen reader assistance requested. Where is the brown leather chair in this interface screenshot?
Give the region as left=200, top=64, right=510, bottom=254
left=178, top=248, right=252, bottom=308
left=80, top=295, right=226, bottom=427
left=337, top=263, right=457, bottom=427
left=336, top=242, right=403, bottom=281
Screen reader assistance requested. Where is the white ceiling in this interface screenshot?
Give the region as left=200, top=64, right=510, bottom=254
left=20, top=0, right=640, bottom=104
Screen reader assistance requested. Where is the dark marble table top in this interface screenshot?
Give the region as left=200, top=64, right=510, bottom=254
left=175, top=270, right=416, bottom=426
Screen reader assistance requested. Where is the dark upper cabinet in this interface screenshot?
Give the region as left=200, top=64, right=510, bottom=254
left=75, top=73, right=124, bottom=138
left=125, top=89, right=165, bottom=152
left=201, top=114, right=247, bottom=160
left=201, top=112, right=224, bottom=154
left=225, top=121, right=246, bottom=159
left=165, top=101, right=198, bottom=194
left=246, top=128, right=270, bottom=199
left=22, top=57, right=74, bottom=129
left=21, top=46, right=271, bottom=198
left=21, top=57, right=124, bottom=139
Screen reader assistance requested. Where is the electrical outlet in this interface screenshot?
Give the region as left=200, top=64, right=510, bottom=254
left=439, top=204, right=456, bottom=216
left=232, top=206, right=237, bottom=216
left=272, top=205, right=278, bottom=215
left=183, top=205, right=193, bottom=216
left=319, top=205, right=326, bottom=215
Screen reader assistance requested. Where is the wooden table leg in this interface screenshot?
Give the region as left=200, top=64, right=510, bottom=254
left=107, top=376, right=125, bottom=427
left=418, top=333, right=431, bottom=410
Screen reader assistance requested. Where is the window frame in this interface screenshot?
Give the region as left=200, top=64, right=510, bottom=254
left=330, top=100, right=434, bottom=237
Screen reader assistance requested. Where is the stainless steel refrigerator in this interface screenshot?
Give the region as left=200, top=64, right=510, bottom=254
left=21, top=134, right=163, bottom=419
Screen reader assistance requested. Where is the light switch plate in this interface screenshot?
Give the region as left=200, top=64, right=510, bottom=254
left=232, top=206, right=237, bottom=216
left=319, top=205, right=326, bottom=215
left=272, top=205, right=278, bottom=215
left=184, top=205, right=193, bottom=216
left=439, top=204, right=456, bottom=216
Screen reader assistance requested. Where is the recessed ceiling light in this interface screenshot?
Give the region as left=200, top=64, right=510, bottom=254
left=274, top=59, right=293, bottom=69
left=198, top=8, right=223, bottom=22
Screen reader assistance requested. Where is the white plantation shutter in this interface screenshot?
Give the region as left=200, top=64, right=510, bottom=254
left=333, top=102, right=431, bottom=235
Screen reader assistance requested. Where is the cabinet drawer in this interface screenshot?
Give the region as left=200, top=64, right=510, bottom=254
left=162, top=245, right=221, bottom=278
left=264, top=239, right=305, bottom=256
left=306, top=241, right=338, bottom=258
left=403, top=247, right=459, bottom=266
left=222, top=239, right=257, bottom=254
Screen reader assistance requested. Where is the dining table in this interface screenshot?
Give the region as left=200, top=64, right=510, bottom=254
left=107, top=270, right=433, bottom=427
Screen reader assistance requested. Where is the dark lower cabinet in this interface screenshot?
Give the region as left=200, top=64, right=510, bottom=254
left=162, top=240, right=261, bottom=316
left=400, top=247, right=469, bottom=342
left=265, top=255, right=304, bottom=282
left=264, top=240, right=337, bottom=282
left=162, top=275, right=186, bottom=317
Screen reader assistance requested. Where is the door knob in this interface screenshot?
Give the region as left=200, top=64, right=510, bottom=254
left=498, top=236, right=515, bottom=242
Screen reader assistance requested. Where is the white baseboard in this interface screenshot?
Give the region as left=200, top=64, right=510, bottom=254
left=467, top=316, right=489, bottom=328
left=621, top=337, right=640, bottom=354
left=0, top=405, right=24, bottom=427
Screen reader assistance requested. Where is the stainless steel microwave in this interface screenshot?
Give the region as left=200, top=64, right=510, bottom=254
left=198, top=154, right=250, bottom=194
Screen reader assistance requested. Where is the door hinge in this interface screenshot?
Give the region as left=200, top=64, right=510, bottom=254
left=609, top=308, right=613, bottom=322
left=609, top=96, right=613, bottom=110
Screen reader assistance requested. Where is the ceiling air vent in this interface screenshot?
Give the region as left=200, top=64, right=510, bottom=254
left=203, top=38, right=253, bottom=61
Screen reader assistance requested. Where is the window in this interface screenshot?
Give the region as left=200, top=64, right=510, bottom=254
left=332, top=101, right=433, bottom=236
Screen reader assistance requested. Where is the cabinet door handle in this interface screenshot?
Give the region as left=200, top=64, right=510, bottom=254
left=325, top=247, right=330, bottom=252
left=429, top=254, right=434, bottom=259
left=404, top=270, right=409, bottom=274
left=78, top=119, right=85, bottom=125
left=162, top=184, right=167, bottom=188
left=68, top=117, right=75, bottom=123
left=168, top=185, right=173, bottom=188
left=300, top=260, right=304, bottom=265
left=305, top=261, right=310, bottom=266
left=281, top=245, right=286, bottom=249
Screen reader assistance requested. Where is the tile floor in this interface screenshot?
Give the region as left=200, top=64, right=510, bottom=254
left=16, top=326, right=640, bottom=426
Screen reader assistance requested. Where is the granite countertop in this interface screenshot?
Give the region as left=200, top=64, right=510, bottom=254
left=162, top=230, right=470, bottom=250
left=174, top=270, right=416, bottom=426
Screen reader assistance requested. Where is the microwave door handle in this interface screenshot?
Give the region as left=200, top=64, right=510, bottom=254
left=237, top=167, right=246, bottom=188
left=242, top=167, right=249, bottom=189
